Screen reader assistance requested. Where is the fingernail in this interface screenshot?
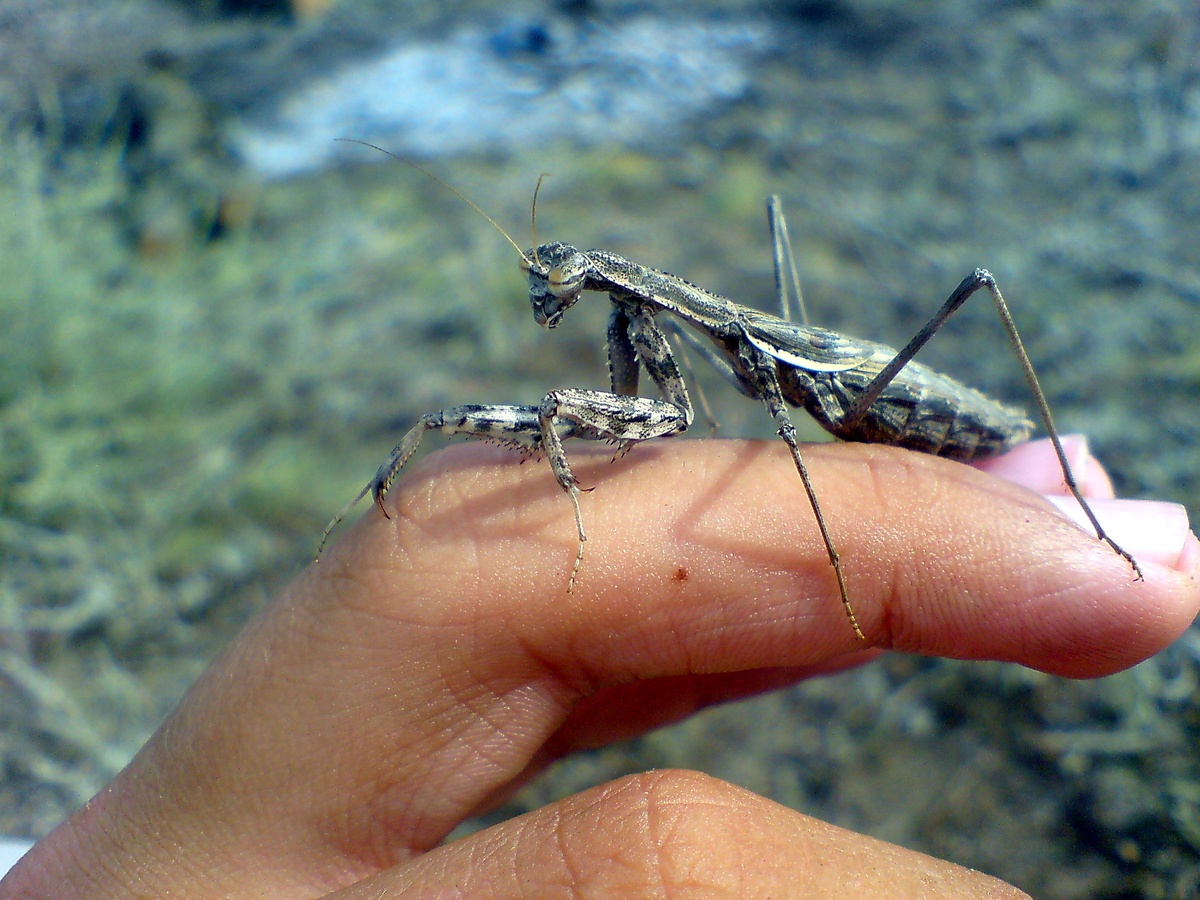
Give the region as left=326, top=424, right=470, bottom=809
left=975, top=435, right=1114, bottom=499
left=1046, top=495, right=1196, bottom=572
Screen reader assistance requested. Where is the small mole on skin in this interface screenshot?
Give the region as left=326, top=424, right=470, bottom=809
left=672, top=566, right=688, bottom=583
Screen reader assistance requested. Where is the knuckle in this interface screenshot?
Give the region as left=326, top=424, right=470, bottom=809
left=548, top=770, right=752, bottom=893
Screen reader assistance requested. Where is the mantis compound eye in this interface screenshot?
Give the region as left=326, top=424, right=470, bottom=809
left=547, top=266, right=585, bottom=300
left=547, top=267, right=568, bottom=295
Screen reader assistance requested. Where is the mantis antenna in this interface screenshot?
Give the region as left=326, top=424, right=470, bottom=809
left=334, top=138, right=533, bottom=267
left=530, top=173, right=550, bottom=267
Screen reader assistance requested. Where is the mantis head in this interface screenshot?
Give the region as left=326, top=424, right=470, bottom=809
left=521, top=242, right=589, bottom=328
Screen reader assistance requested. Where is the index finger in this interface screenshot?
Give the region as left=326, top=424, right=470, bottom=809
left=345, top=439, right=1197, bottom=680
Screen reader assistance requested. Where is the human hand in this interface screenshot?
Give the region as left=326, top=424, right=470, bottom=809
left=4, top=437, right=1197, bottom=898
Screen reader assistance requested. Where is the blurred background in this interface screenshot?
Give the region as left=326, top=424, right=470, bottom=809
left=1, top=1, right=1199, bottom=896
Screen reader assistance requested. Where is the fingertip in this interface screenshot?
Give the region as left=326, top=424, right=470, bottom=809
left=803, top=447, right=1196, bottom=678
left=1178, top=529, right=1200, bottom=576
left=973, top=435, right=1114, bottom=499
left=1044, top=496, right=1195, bottom=573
